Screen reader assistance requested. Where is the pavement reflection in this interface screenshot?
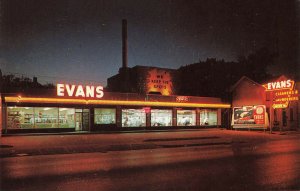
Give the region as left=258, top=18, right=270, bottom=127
left=1, top=129, right=300, bottom=191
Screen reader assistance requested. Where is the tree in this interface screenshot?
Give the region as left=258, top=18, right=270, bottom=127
left=178, top=47, right=275, bottom=98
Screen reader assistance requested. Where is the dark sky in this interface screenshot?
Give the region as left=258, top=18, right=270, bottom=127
left=1, top=0, right=299, bottom=85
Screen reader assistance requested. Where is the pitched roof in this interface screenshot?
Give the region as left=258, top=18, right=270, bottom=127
left=229, top=76, right=263, bottom=92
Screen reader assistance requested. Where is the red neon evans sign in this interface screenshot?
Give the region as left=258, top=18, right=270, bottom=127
left=264, top=79, right=294, bottom=91
left=57, top=84, right=104, bottom=98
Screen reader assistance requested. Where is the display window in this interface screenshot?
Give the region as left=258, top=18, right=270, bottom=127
left=151, top=109, right=172, bottom=126
left=177, top=110, right=196, bottom=126
left=7, top=107, right=34, bottom=129
left=59, top=108, right=75, bottom=128
left=7, top=107, right=76, bottom=129
left=94, top=108, right=116, bottom=124
left=34, top=107, right=59, bottom=128
left=200, top=109, right=217, bottom=126
left=122, top=109, right=146, bottom=127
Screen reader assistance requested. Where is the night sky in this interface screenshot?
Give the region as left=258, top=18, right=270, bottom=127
left=1, top=0, right=299, bottom=85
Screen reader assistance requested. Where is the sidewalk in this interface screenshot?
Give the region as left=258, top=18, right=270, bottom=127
left=0, top=129, right=224, bottom=158
left=1, top=128, right=208, bottom=137
left=1, top=129, right=298, bottom=158
left=269, top=130, right=300, bottom=135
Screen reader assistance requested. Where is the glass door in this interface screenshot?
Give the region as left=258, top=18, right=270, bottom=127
left=75, top=112, right=82, bottom=131
left=82, top=112, right=90, bottom=131
left=75, top=109, right=90, bottom=131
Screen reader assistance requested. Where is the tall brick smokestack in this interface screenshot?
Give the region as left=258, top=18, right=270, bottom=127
left=122, top=19, right=128, bottom=68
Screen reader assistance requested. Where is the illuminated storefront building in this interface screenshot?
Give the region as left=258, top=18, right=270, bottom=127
left=0, top=84, right=230, bottom=134
left=230, top=75, right=299, bottom=130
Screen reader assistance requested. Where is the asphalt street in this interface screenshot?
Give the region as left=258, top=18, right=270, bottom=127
left=1, top=129, right=300, bottom=191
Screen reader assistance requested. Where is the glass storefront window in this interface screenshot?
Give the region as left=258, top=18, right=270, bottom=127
left=151, top=109, right=172, bottom=126
left=59, top=108, right=75, bottom=128
left=94, top=108, right=116, bottom=124
left=122, top=109, right=146, bottom=127
left=177, top=110, right=196, bottom=126
left=200, top=109, right=217, bottom=126
left=7, top=106, right=77, bottom=129
left=7, top=107, right=34, bottom=129
left=34, top=107, right=58, bottom=128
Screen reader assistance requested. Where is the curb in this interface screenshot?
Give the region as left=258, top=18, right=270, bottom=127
left=1, top=128, right=221, bottom=137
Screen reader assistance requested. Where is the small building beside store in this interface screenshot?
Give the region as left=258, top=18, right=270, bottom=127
left=230, top=75, right=299, bottom=131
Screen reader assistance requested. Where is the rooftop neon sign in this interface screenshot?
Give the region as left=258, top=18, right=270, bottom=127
left=263, top=79, right=294, bottom=91
left=56, top=84, right=104, bottom=98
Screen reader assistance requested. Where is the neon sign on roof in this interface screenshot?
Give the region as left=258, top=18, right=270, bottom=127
left=56, top=84, right=104, bottom=98
left=263, top=79, right=294, bottom=91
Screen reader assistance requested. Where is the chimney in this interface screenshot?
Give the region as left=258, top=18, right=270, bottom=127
left=122, top=19, right=128, bottom=68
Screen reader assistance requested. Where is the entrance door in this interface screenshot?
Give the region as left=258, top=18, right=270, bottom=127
left=82, top=111, right=90, bottom=131
left=282, top=109, right=287, bottom=127
left=75, top=112, right=83, bottom=131
left=75, top=109, right=90, bottom=131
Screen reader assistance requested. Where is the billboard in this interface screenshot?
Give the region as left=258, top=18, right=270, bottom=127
left=146, top=68, right=174, bottom=96
left=233, top=105, right=266, bottom=126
